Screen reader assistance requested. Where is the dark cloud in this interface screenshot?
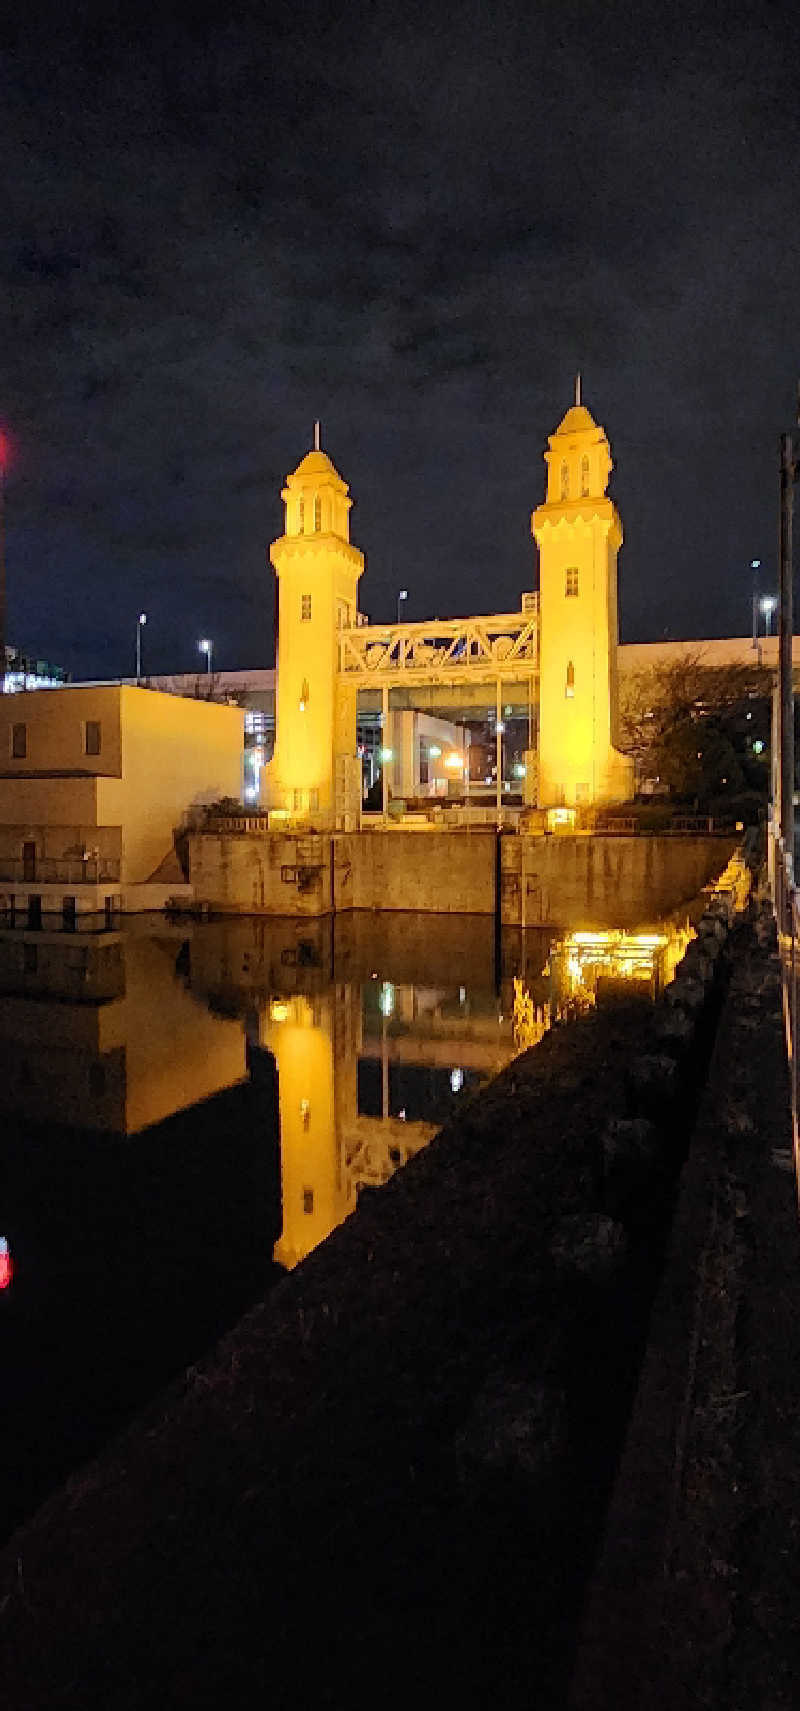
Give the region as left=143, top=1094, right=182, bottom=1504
left=1, top=0, right=799, bottom=676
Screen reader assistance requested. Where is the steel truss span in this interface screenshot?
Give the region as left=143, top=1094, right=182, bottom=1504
left=338, top=606, right=539, bottom=685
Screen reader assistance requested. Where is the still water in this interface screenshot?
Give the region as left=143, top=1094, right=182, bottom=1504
left=0, top=907, right=693, bottom=1543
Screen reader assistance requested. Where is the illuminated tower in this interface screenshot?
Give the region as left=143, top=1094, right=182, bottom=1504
left=532, top=390, right=633, bottom=808
left=263, top=433, right=364, bottom=823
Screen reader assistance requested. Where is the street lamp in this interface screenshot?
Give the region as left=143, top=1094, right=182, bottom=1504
left=198, top=637, right=213, bottom=674
left=136, top=612, right=147, bottom=684
left=397, top=588, right=408, bottom=624
left=760, top=595, right=777, bottom=638
left=750, top=559, right=761, bottom=651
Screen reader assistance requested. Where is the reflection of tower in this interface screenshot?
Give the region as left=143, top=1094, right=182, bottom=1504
left=265, top=435, right=364, bottom=825
left=262, top=993, right=348, bottom=1270
left=533, top=391, right=634, bottom=808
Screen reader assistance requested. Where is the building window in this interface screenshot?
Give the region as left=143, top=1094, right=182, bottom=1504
left=560, top=460, right=569, bottom=500
left=308, top=788, right=319, bottom=812
left=313, top=493, right=321, bottom=531
left=11, top=723, right=27, bottom=758
left=298, top=494, right=304, bottom=532
left=293, top=789, right=304, bottom=811
left=84, top=720, right=101, bottom=756
left=565, top=566, right=579, bottom=598
left=581, top=455, right=589, bottom=497
left=303, top=1187, right=314, bottom=1215
left=565, top=661, right=575, bottom=698
left=301, top=593, right=311, bottom=622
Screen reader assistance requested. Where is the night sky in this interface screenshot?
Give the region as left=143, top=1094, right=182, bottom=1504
left=2, top=0, right=799, bottom=681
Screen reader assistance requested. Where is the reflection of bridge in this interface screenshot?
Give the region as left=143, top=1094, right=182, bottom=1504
left=185, top=912, right=691, bottom=1271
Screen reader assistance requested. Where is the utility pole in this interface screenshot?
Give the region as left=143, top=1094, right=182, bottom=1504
left=0, top=440, right=6, bottom=692
left=778, top=428, right=797, bottom=857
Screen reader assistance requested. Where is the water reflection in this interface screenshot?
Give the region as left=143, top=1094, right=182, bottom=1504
left=0, top=923, right=246, bottom=1134
left=185, top=911, right=695, bottom=1270
left=0, top=906, right=702, bottom=1542
left=0, top=912, right=696, bottom=1270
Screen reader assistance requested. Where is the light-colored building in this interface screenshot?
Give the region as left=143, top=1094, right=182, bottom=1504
left=260, top=394, right=634, bottom=828
left=618, top=636, right=800, bottom=673
left=0, top=683, right=243, bottom=919
left=533, top=398, right=633, bottom=807
left=264, top=444, right=364, bottom=824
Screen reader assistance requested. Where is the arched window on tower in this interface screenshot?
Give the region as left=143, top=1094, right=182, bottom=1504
left=298, top=494, right=304, bottom=533
left=565, top=566, right=579, bottom=598
left=565, top=660, right=575, bottom=698
left=313, top=493, right=322, bottom=532
left=560, top=460, right=569, bottom=500
left=581, top=455, right=589, bottom=497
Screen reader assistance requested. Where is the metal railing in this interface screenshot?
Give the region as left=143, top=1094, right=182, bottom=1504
left=0, top=857, right=121, bottom=885
left=772, top=832, right=800, bottom=1205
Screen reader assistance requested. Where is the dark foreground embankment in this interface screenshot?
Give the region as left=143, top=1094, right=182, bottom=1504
left=570, top=896, right=799, bottom=1710
left=0, top=888, right=754, bottom=1709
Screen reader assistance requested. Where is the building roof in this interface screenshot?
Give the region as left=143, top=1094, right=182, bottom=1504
left=554, top=404, right=598, bottom=436
left=289, top=448, right=347, bottom=488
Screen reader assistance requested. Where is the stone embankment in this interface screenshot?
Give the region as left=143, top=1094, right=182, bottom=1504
left=0, top=853, right=775, bottom=1710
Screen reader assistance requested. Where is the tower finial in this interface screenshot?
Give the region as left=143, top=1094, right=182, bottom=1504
left=574, top=373, right=581, bottom=408
left=313, top=419, right=321, bottom=452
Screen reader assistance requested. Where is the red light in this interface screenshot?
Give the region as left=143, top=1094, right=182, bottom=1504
left=0, top=432, right=9, bottom=473
left=0, top=1249, right=13, bottom=1290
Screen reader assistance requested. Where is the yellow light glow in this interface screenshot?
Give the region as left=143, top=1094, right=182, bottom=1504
left=547, top=806, right=576, bottom=829
left=444, top=751, right=463, bottom=770
left=270, top=1000, right=290, bottom=1023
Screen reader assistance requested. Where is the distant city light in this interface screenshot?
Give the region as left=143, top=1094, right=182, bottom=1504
left=444, top=751, right=463, bottom=769
left=269, top=1001, right=289, bottom=1023
left=753, top=740, right=765, bottom=754
left=450, top=1068, right=464, bottom=1093
left=379, top=982, right=395, bottom=1017
left=514, top=763, right=527, bottom=778
left=428, top=745, right=442, bottom=759
left=0, top=1236, right=12, bottom=1291
left=379, top=746, right=393, bottom=762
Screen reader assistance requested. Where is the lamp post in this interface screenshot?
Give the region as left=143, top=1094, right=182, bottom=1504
left=136, top=612, right=147, bottom=684
left=751, top=559, right=761, bottom=652
left=198, top=637, right=213, bottom=675
left=397, top=588, right=408, bottom=625
left=0, top=431, right=9, bottom=694
left=760, top=595, right=778, bottom=639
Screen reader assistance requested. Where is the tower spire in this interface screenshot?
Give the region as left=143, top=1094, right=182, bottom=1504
left=313, top=419, right=321, bottom=452
left=574, top=373, right=581, bottom=408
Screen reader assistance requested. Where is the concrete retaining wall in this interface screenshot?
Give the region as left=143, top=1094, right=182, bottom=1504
left=501, top=834, right=737, bottom=926
left=334, top=828, right=496, bottom=914
left=190, top=828, right=736, bottom=922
